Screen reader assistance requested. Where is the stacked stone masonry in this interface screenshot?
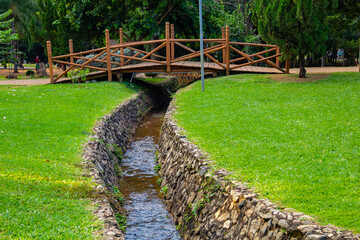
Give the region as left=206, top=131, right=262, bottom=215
left=158, top=102, right=360, bottom=240
left=83, top=92, right=154, bottom=240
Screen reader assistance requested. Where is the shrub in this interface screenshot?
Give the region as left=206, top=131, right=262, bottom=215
left=68, top=69, right=90, bottom=87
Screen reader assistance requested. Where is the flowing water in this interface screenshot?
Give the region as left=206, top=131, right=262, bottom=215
left=118, top=109, right=181, bottom=240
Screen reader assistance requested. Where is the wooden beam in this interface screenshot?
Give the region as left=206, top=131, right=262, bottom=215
left=119, top=28, right=124, bottom=67
left=127, top=46, right=166, bottom=60
left=100, top=48, right=119, bottom=61
left=230, top=48, right=277, bottom=63
left=110, top=39, right=165, bottom=49
left=225, top=26, right=230, bottom=75
left=142, top=42, right=166, bottom=60
left=222, top=27, right=226, bottom=64
left=172, top=45, right=225, bottom=63
left=170, top=39, right=225, bottom=43
left=256, top=54, right=285, bottom=73
left=105, top=29, right=112, bottom=81
left=229, top=45, right=254, bottom=63
left=172, top=44, right=224, bottom=62
left=175, top=42, right=195, bottom=53
left=69, top=39, right=74, bottom=64
left=52, top=47, right=107, bottom=59
left=229, top=42, right=278, bottom=48
left=171, top=24, right=175, bottom=60
left=285, top=57, right=290, bottom=74
left=166, top=22, right=171, bottom=73
left=175, top=42, right=225, bottom=69
left=230, top=53, right=283, bottom=70
left=46, top=41, right=54, bottom=84
left=229, top=45, right=283, bottom=72
left=111, top=53, right=165, bottom=65
left=56, top=49, right=108, bottom=80
left=124, top=52, right=143, bottom=65
left=54, top=65, right=75, bottom=82
left=276, top=46, right=280, bottom=67
left=205, top=52, right=226, bottom=70
left=52, top=59, right=107, bottom=71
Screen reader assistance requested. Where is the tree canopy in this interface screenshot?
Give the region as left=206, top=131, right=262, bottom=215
left=252, top=0, right=338, bottom=77
left=0, top=9, right=19, bottom=68
left=3, top=0, right=359, bottom=73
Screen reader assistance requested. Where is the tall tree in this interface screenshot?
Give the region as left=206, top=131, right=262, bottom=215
left=252, top=0, right=337, bottom=78
left=0, top=9, right=19, bottom=69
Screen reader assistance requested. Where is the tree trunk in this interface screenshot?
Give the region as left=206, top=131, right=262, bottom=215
left=13, top=62, right=19, bottom=73
left=239, top=0, right=253, bottom=35
left=298, top=53, right=306, bottom=78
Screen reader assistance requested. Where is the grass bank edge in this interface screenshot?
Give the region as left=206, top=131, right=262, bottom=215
left=173, top=72, right=360, bottom=233
left=0, top=82, right=138, bottom=239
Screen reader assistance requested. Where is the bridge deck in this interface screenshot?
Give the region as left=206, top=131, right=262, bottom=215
left=113, top=61, right=283, bottom=74
left=51, top=61, right=283, bottom=83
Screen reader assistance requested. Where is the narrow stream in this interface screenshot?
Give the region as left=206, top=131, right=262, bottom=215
left=118, top=108, right=181, bottom=240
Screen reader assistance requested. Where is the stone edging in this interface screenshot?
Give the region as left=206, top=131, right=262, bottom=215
left=158, top=100, right=359, bottom=240
left=82, top=92, right=154, bottom=239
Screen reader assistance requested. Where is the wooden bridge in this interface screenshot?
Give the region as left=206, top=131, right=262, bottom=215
left=46, top=23, right=289, bottom=83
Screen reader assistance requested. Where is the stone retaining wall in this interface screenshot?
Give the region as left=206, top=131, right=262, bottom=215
left=158, top=102, right=359, bottom=240
left=83, top=92, right=154, bottom=239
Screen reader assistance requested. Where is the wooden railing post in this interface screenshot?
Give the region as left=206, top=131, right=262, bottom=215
left=69, top=39, right=74, bottom=65
left=222, top=27, right=226, bottom=64
left=166, top=22, right=171, bottom=73
left=119, top=28, right=124, bottom=67
left=105, top=29, right=112, bottom=81
left=46, top=41, right=54, bottom=84
left=171, top=24, right=175, bottom=60
left=225, top=26, right=230, bottom=75
left=276, top=46, right=280, bottom=68
left=285, top=57, right=290, bottom=74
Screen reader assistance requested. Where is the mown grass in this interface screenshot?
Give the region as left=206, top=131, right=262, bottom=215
left=174, top=73, right=360, bottom=232
left=0, top=82, right=137, bottom=239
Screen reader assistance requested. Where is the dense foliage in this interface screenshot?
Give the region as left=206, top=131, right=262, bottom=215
left=252, top=0, right=338, bottom=77
left=326, top=0, right=360, bottom=65
left=2, top=0, right=254, bottom=58
left=0, top=9, right=19, bottom=68
left=1, top=0, right=359, bottom=69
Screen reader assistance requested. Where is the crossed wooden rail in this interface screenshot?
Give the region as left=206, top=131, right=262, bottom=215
left=46, top=22, right=289, bottom=83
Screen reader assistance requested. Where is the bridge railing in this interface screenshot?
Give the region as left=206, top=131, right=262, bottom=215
left=46, top=22, right=289, bottom=83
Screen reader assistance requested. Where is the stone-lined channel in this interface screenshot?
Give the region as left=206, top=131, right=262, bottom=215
left=118, top=107, right=181, bottom=240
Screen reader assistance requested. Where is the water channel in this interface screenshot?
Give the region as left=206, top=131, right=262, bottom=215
left=118, top=106, right=181, bottom=240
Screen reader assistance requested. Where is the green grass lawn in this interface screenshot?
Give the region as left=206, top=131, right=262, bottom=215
left=4, top=63, right=37, bottom=68
left=0, top=82, right=137, bottom=239
left=174, top=73, right=360, bottom=232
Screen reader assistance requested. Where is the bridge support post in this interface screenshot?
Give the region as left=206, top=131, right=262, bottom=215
left=105, top=29, right=112, bottom=81
left=222, top=27, right=226, bottom=64
left=46, top=41, right=55, bottom=84
left=171, top=24, right=175, bottom=61
left=285, top=58, right=290, bottom=74
left=276, top=46, right=280, bottom=68
left=69, top=39, right=74, bottom=65
left=119, top=28, right=124, bottom=67
left=166, top=22, right=171, bottom=73
left=225, top=26, right=230, bottom=75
